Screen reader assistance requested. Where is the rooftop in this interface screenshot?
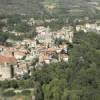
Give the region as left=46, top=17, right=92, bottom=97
left=0, top=55, right=17, bottom=64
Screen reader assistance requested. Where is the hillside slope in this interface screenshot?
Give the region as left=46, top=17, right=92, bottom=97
left=0, top=0, right=99, bottom=15
left=0, top=0, right=44, bottom=15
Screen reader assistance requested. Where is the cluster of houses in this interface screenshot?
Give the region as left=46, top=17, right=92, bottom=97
left=1, top=18, right=100, bottom=80
left=0, top=25, right=74, bottom=80
left=76, top=23, right=100, bottom=33
left=1, top=17, right=100, bottom=81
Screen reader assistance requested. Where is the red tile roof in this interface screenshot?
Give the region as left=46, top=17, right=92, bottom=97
left=0, top=55, right=17, bottom=64
left=47, top=48, right=56, bottom=52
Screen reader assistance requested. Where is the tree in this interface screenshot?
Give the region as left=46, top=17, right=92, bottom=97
left=0, top=32, right=8, bottom=43
left=0, top=80, right=10, bottom=89
left=15, top=22, right=32, bottom=33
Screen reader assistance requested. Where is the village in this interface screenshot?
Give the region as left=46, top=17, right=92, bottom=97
left=0, top=17, right=100, bottom=80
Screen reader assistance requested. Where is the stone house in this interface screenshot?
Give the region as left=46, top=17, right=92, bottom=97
left=0, top=55, right=17, bottom=80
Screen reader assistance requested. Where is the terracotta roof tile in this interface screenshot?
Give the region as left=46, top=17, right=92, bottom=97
left=0, top=55, right=17, bottom=64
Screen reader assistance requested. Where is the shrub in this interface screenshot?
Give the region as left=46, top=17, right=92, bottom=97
left=21, top=90, right=31, bottom=96
left=2, top=90, right=16, bottom=97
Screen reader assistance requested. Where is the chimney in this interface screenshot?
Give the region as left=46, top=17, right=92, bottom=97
left=12, top=51, right=14, bottom=56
